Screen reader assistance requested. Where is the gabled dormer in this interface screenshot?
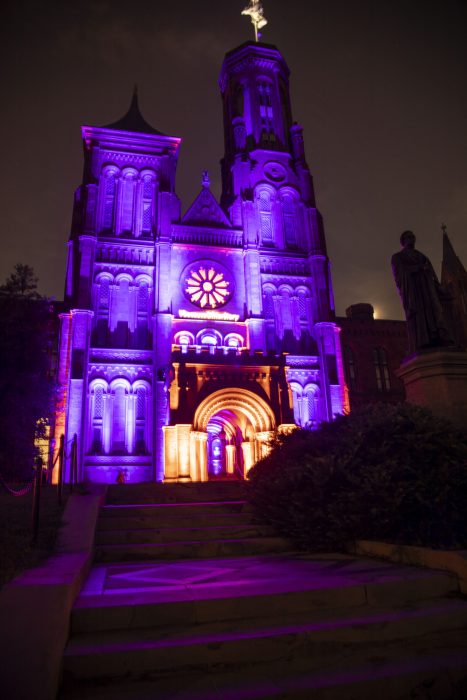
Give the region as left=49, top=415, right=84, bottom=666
left=182, top=172, right=232, bottom=229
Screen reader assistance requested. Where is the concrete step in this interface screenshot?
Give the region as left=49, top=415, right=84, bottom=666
left=59, top=631, right=467, bottom=699
left=97, top=510, right=256, bottom=531
left=94, top=536, right=293, bottom=562
left=106, top=481, right=247, bottom=505
left=61, top=604, right=467, bottom=691
left=99, top=500, right=252, bottom=519
left=96, top=523, right=274, bottom=545
left=71, top=555, right=459, bottom=634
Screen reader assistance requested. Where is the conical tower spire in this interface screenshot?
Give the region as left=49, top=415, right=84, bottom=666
left=103, top=86, right=164, bottom=135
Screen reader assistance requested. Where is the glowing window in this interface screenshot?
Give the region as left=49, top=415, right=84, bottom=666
left=226, top=337, right=240, bottom=347
left=185, top=266, right=231, bottom=309
left=200, top=334, right=218, bottom=346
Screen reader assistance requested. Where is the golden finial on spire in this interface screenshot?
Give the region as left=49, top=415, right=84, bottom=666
left=242, top=1, right=268, bottom=42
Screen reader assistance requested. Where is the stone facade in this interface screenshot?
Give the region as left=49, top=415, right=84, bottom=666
left=53, top=41, right=346, bottom=483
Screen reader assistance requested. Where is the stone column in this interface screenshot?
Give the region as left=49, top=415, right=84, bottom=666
left=162, top=426, right=178, bottom=482
left=226, top=445, right=236, bottom=475
left=176, top=424, right=192, bottom=482
left=241, top=441, right=255, bottom=476
left=198, top=432, right=208, bottom=483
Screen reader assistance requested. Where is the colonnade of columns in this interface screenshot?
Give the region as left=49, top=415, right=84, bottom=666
left=162, top=424, right=275, bottom=482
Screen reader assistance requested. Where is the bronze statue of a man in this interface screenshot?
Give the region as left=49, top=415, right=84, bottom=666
left=391, top=231, right=452, bottom=355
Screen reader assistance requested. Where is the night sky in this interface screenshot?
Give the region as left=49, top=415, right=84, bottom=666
left=2, top=0, right=466, bottom=319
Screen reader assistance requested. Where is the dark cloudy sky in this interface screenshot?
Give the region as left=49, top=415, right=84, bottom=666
left=2, top=0, right=466, bottom=319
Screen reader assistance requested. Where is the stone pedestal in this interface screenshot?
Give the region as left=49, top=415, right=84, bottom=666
left=396, top=349, right=467, bottom=428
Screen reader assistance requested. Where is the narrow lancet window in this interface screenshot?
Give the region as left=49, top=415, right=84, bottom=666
left=258, top=82, right=275, bottom=143
left=103, top=172, right=116, bottom=232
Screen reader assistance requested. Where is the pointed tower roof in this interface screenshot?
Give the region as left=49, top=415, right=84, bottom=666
left=442, top=231, right=467, bottom=284
left=103, top=87, right=164, bottom=136
left=182, top=172, right=232, bottom=228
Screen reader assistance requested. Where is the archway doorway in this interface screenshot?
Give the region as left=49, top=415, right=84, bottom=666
left=194, top=388, right=276, bottom=481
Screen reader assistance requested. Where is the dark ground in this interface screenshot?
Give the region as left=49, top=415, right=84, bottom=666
left=0, top=485, right=68, bottom=588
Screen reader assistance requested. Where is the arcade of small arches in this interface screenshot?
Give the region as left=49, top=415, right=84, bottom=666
left=255, top=185, right=305, bottom=249
left=173, top=330, right=245, bottom=353
left=87, top=378, right=152, bottom=457
left=92, top=272, right=153, bottom=348
left=262, top=283, right=313, bottom=341
left=98, top=165, right=158, bottom=238
left=288, top=381, right=321, bottom=430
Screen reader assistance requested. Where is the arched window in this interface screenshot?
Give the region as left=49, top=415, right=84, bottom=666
left=343, top=346, right=357, bottom=392
left=174, top=331, right=195, bottom=349
left=99, top=277, right=110, bottom=310
left=224, top=334, right=243, bottom=349
left=262, top=286, right=275, bottom=319
left=258, top=81, right=275, bottom=144
left=281, top=193, right=297, bottom=247
left=306, top=386, right=320, bottom=428
left=95, top=276, right=111, bottom=346
left=373, top=348, right=390, bottom=392
left=140, top=175, right=155, bottom=237
left=257, top=189, right=274, bottom=245
left=197, top=329, right=222, bottom=353
left=102, top=171, right=117, bottom=232
left=111, top=277, right=131, bottom=348
left=200, top=333, right=218, bottom=346
left=279, top=79, right=291, bottom=145
left=90, top=384, right=105, bottom=453
left=119, top=171, right=136, bottom=236
left=135, top=386, right=147, bottom=454
left=136, top=281, right=150, bottom=348
left=112, top=385, right=128, bottom=453
left=280, top=288, right=293, bottom=331
left=233, top=83, right=244, bottom=118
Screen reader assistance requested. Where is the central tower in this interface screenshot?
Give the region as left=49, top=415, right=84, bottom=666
left=53, top=38, right=346, bottom=485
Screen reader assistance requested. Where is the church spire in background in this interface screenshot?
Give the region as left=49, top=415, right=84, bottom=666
left=441, top=224, right=467, bottom=349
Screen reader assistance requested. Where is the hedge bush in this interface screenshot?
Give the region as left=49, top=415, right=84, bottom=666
left=247, top=403, right=467, bottom=551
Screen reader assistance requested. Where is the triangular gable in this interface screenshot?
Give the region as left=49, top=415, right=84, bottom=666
left=182, top=187, right=231, bottom=228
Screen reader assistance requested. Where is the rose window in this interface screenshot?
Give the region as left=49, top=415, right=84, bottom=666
left=185, top=266, right=231, bottom=308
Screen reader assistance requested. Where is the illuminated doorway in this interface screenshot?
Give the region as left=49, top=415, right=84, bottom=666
left=195, top=388, right=276, bottom=481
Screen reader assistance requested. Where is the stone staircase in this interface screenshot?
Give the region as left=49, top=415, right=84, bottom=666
left=60, top=482, right=467, bottom=699
left=94, top=481, right=291, bottom=562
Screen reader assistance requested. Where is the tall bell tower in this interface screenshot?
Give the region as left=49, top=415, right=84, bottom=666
left=219, top=40, right=342, bottom=381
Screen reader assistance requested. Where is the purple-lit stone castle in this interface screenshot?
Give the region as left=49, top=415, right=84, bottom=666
left=54, top=41, right=346, bottom=484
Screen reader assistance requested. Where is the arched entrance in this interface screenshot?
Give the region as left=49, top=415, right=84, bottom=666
left=194, top=388, right=276, bottom=481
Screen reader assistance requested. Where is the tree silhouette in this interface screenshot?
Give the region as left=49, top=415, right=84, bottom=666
left=0, top=265, right=54, bottom=479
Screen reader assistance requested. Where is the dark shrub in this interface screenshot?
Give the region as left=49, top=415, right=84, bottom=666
left=247, top=403, right=467, bottom=551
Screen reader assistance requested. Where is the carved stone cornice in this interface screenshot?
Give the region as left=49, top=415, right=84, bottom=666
left=89, top=349, right=152, bottom=365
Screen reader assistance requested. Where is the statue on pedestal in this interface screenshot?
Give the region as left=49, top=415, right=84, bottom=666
left=391, top=231, right=453, bottom=355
